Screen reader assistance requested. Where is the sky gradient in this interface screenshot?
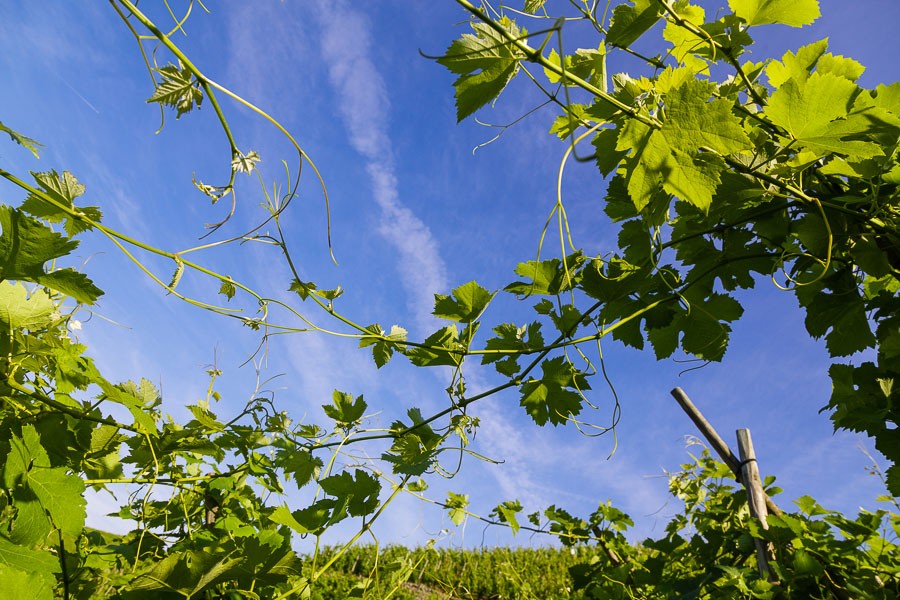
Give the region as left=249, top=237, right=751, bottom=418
left=1, top=1, right=898, bottom=548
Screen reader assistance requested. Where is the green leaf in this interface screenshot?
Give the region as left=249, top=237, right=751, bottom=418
left=766, top=72, right=882, bottom=158
left=218, top=278, right=236, bottom=300
left=288, top=278, right=343, bottom=302
left=21, top=170, right=102, bottom=237
left=322, top=390, right=367, bottom=427
left=505, top=252, right=585, bottom=296
left=482, top=321, right=544, bottom=375
left=359, top=323, right=407, bottom=368
left=629, top=77, right=752, bottom=211
left=127, top=549, right=243, bottom=594
left=0, top=282, right=57, bottom=331
left=99, top=379, right=160, bottom=436
left=816, top=52, right=865, bottom=81
left=231, top=149, right=260, bottom=174
left=147, top=60, right=204, bottom=118
left=766, top=39, right=828, bottom=87
left=804, top=291, right=876, bottom=356
left=404, top=325, right=462, bottom=367
left=27, top=467, right=86, bottom=539
left=319, top=469, right=381, bottom=517
left=491, top=500, right=523, bottom=535
left=437, top=17, right=526, bottom=121
left=445, top=492, right=470, bottom=526
left=523, top=0, right=546, bottom=14
left=0, top=536, right=59, bottom=576
left=662, top=2, right=710, bottom=72
left=8, top=491, right=53, bottom=547
left=0, top=122, right=42, bottom=158
left=0, top=564, right=54, bottom=600
left=4, top=425, right=50, bottom=489
left=606, top=0, right=662, bottom=49
left=382, top=408, right=443, bottom=476
left=729, top=0, right=820, bottom=27
left=0, top=206, right=102, bottom=304
left=519, top=357, right=590, bottom=426
left=433, top=281, right=494, bottom=323
left=277, top=450, right=322, bottom=489
left=592, top=127, right=628, bottom=177
left=269, top=504, right=310, bottom=534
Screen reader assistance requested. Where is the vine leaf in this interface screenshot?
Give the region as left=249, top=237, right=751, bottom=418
left=438, top=16, right=526, bottom=122
left=382, top=408, right=443, bottom=475
left=766, top=39, right=828, bottom=87
left=491, top=500, right=523, bottom=535
left=4, top=426, right=86, bottom=541
left=0, top=121, right=42, bottom=158
left=360, top=323, right=407, bottom=368
left=21, top=171, right=102, bottom=237
left=523, top=0, right=546, bottom=14
left=322, top=390, right=367, bottom=428
left=519, top=357, right=590, bottom=426
left=0, top=538, right=60, bottom=578
left=446, top=492, right=470, bottom=526
left=662, top=2, right=710, bottom=72
left=319, top=469, right=381, bottom=518
left=505, top=252, right=585, bottom=296
left=231, top=150, right=260, bottom=175
left=606, top=0, right=662, bottom=49
left=623, top=78, right=751, bottom=211
left=433, top=281, right=494, bottom=323
left=147, top=60, right=204, bottom=118
left=405, top=326, right=463, bottom=367
left=766, top=72, right=882, bottom=158
left=0, top=282, right=57, bottom=331
left=0, top=206, right=102, bottom=304
left=728, top=0, right=820, bottom=27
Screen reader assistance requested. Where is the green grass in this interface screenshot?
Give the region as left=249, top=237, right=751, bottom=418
left=304, top=545, right=595, bottom=599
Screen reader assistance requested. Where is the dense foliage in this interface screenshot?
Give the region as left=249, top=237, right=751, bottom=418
left=1, top=0, right=899, bottom=598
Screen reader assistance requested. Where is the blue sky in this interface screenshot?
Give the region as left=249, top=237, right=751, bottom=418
left=1, top=1, right=898, bottom=548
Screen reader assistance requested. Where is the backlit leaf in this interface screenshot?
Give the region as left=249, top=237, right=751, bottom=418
left=729, top=0, right=820, bottom=27
left=438, top=17, right=526, bottom=121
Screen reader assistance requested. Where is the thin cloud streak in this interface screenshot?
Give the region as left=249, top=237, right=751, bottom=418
left=313, top=1, right=448, bottom=332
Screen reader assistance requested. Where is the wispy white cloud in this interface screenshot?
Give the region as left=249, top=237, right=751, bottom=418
left=312, top=0, right=448, bottom=333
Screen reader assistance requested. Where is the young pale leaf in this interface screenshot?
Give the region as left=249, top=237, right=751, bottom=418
left=218, top=278, right=236, bottom=300
left=359, top=323, right=408, bottom=368
left=0, top=121, right=42, bottom=158
left=147, top=61, right=204, bottom=118
left=446, top=492, right=470, bottom=526
left=433, top=281, right=494, bottom=323
left=21, top=171, right=102, bottom=237
left=232, top=149, right=260, bottom=174
left=491, top=500, right=523, bottom=535
left=437, top=17, right=526, bottom=121
left=523, top=0, right=546, bottom=14
left=323, top=390, right=367, bottom=427
left=728, top=0, right=820, bottom=27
